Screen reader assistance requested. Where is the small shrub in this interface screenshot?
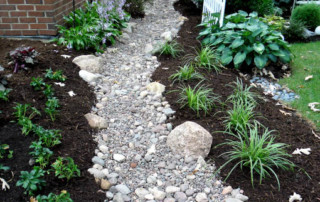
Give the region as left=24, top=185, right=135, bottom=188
left=226, top=0, right=275, bottom=16
left=30, top=77, right=46, bottom=91
left=0, top=89, right=11, bottom=101
left=216, top=123, right=294, bottom=190
left=156, top=40, right=183, bottom=58
left=36, top=191, right=73, bottom=202
left=16, top=166, right=46, bottom=196
left=291, top=4, right=320, bottom=30
left=177, top=83, right=220, bottom=117
left=169, top=64, right=204, bottom=82
left=51, top=157, right=80, bottom=181
left=45, top=68, right=66, bottom=82
left=0, top=164, right=10, bottom=171
left=260, top=15, right=286, bottom=32
left=9, top=46, right=39, bottom=73
left=283, top=19, right=306, bottom=41
left=29, top=141, right=53, bottom=168
left=185, top=46, right=223, bottom=72
left=45, top=97, right=60, bottom=122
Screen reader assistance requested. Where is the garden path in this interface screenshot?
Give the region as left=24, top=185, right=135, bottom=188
left=84, top=0, right=248, bottom=201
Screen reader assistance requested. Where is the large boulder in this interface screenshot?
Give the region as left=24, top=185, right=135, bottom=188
left=166, top=121, right=212, bottom=158
left=73, top=55, right=102, bottom=73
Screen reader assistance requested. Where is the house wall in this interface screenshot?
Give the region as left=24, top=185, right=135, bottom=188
left=0, top=0, right=85, bottom=37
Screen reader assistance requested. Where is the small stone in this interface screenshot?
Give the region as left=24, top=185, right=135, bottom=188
left=113, top=154, right=126, bottom=162
left=84, top=113, right=108, bottom=129
left=93, top=164, right=103, bottom=170
left=195, top=193, right=208, bottom=202
left=235, top=194, right=249, bottom=201
left=222, top=186, right=233, bottom=195
left=163, top=108, right=175, bottom=116
left=146, top=82, right=165, bottom=94
left=180, top=184, right=189, bottom=192
left=115, top=184, right=131, bottom=195
left=147, top=175, right=157, bottom=184
left=165, top=186, right=180, bottom=193
left=87, top=168, right=105, bottom=179
left=113, top=193, right=124, bottom=202
left=185, top=189, right=194, bottom=196
left=150, top=187, right=166, bottom=200
left=145, top=194, right=154, bottom=200
left=145, top=43, right=154, bottom=54
left=204, top=187, right=211, bottom=194
left=107, top=173, right=119, bottom=178
left=145, top=154, right=152, bottom=161
left=134, top=154, right=142, bottom=161
left=164, top=198, right=175, bottom=202
left=161, top=31, right=173, bottom=41
left=79, top=70, right=101, bottom=83
left=130, top=162, right=137, bottom=168
left=99, top=145, right=108, bottom=153
left=225, top=198, right=242, bottom=202
left=186, top=175, right=195, bottom=180
left=135, top=188, right=149, bottom=198
left=92, top=156, right=104, bottom=166
left=109, top=177, right=117, bottom=185
left=106, top=191, right=114, bottom=199
left=100, top=179, right=112, bottom=190
left=174, top=192, right=187, bottom=201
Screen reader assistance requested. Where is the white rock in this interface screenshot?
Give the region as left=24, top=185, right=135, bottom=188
left=161, top=31, right=173, bottom=41
left=115, top=184, right=131, bottom=195
left=195, top=193, right=208, bottom=202
left=73, top=55, right=102, bottom=73
left=79, top=70, right=101, bottom=83
left=167, top=121, right=213, bottom=158
left=145, top=194, right=154, bottom=200
left=68, top=91, right=76, bottom=97
left=140, top=90, right=149, bottom=98
left=146, top=144, right=156, bottom=156
left=93, top=164, right=103, bottom=170
left=84, top=113, right=108, bottom=129
left=99, top=145, right=109, bottom=153
left=113, top=154, right=126, bottom=162
left=289, top=192, right=302, bottom=202
left=315, top=26, right=320, bottom=35
left=165, top=186, right=180, bottom=193
left=222, top=186, right=233, bottom=195
left=150, top=187, right=166, bottom=200
left=87, top=168, right=105, bottom=179
left=147, top=82, right=165, bottom=94
left=225, top=198, right=242, bottom=202
left=135, top=188, right=149, bottom=198
left=145, top=43, right=154, bottom=54
left=235, top=194, right=249, bottom=201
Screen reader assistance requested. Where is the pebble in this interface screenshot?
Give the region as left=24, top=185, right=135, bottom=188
left=92, top=156, right=105, bottom=166
left=113, top=154, right=126, bottom=162
left=222, top=186, right=233, bottom=195
left=115, top=184, right=131, bottom=195
left=195, top=193, right=208, bottom=202
left=100, top=179, right=112, bottom=190
left=165, top=186, right=180, bottom=193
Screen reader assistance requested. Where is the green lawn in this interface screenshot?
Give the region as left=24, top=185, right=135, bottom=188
left=279, top=41, right=320, bottom=129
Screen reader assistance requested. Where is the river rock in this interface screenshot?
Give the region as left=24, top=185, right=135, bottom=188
left=73, top=55, right=102, bottom=73
left=84, top=113, right=108, bottom=129
left=79, top=70, right=101, bottom=83
left=147, top=82, right=165, bottom=94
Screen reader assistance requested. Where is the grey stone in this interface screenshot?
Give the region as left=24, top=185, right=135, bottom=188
left=195, top=193, right=208, bottom=202
left=185, top=189, right=194, bottom=196
left=79, top=70, right=101, bottom=83
left=163, top=108, right=175, bottom=116
left=113, top=193, right=124, bottom=202
left=135, top=188, right=149, bottom=198
left=115, top=184, right=131, bottom=195
left=87, top=168, right=105, bottom=179
left=73, top=55, right=102, bottom=73
left=225, top=198, right=242, bottom=202
left=84, top=113, right=108, bottom=129
left=174, top=192, right=187, bottom=201
left=106, top=191, right=114, bottom=199
left=92, top=156, right=104, bottom=166
left=180, top=184, right=189, bottom=192
left=235, top=194, right=249, bottom=201
left=165, top=186, right=180, bottom=193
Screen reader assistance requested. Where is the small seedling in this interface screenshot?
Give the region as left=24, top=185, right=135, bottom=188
left=30, top=77, right=46, bottom=91
left=169, top=64, right=205, bottom=83
left=16, top=166, right=46, bottom=196
left=156, top=40, right=184, bottom=58
left=0, top=164, right=10, bottom=171
left=43, top=84, right=54, bottom=98
left=0, top=89, right=11, bottom=101
left=51, top=157, right=80, bottom=181
left=0, top=143, right=13, bottom=159
left=13, top=103, right=40, bottom=135
left=45, top=97, right=60, bottom=121
left=36, top=191, right=73, bottom=202
left=29, top=141, right=53, bottom=168
left=34, top=125, right=62, bottom=147
left=45, top=68, right=66, bottom=82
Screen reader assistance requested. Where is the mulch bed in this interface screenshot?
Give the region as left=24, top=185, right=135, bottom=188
left=0, top=39, right=105, bottom=201
left=151, top=1, right=320, bottom=201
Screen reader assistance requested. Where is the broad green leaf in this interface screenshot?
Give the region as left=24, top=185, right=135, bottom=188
left=238, top=10, right=248, bottom=16
left=212, top=37, right=223, bottom=45
left=252, top=29, right=263, bottom=37
left=199, top=29, right=211, bottom=36
left=245, top=56, right=252, bottom=66
left=249, top=12, right=258, bottom=18
left=268, top=54, right=277, bottom=63
left=253, top=43, right=265, bottom=55
left=231, top=38, right=244, bottom=49
left=234, top=52, right=246, bottom=67
left=254, top=55, right=268, bottom=69
left=268, top=43, right=279, bottom=51
left=221, top=53, right=233, bottom=65
left=217, top=44, right=226, bottom=52
left=225, top=22, right=236, bottom=29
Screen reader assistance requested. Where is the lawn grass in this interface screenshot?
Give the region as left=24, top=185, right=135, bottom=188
left=279, top=41, right=320, bottom=128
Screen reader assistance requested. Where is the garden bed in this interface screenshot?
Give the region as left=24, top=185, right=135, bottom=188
left=152, top=1, right=320, bottom=201
left=0, top=39, right=104, bottom=201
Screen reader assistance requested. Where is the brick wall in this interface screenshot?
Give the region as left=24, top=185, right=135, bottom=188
left=0, top=0, right=86, bottom=37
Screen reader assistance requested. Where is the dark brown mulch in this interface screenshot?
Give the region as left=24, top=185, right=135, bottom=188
left=0, top=39, right=104, bottom=201
left=152, top=1, right=320, bottom=202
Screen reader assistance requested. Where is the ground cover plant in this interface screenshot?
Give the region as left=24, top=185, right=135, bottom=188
left=152, top=1, right=320, bottom=200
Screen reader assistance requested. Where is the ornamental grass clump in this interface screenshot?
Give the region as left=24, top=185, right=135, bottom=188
left=177, top=83, right=220, bottom=117
left=157, top=40, right=184, bottom=58
left=169, top=64, right=205, bottom=83
left=227, top=78, right=259, bottom=107
left=216, top=123, right=294, bottom=190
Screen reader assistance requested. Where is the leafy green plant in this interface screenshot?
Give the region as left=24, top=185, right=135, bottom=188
left=156, top=40, right=184, bottom=58
left=45, top=68, right=66, bottom=82
left=30, top=77, right=46, bottom=91
left=283, top=19, right=306, bottom=41
left=291, top=4, right=320, bottom=30
left=226, top=0, right=275, bottom=16
left=43, top=84, right=54, bottom=98
left=200, top=11, right=292, bottom=69
left=18, top=117, right=34, bottom=136
left=177, top=83, right=220, bottom=117
left=169, top=64, right=205, bottom=82
left=0, top=89, right=11, bottom=101
left=51, top=157, right=80, bottom=181
left=45, top=97, right=60, bottom=121
left=185, top=46, right=223, bottom=72
left=34, top=126, right=62, bottom=147
left=0, top=164, right=10, bottom=171
left=29, top=141, right=53, bottom=168
left=13, top=103, right=41, bottom=135
left=36, top=191, right=73, bottom=202
left=227, top=78, right=259, bottom=106
left=0, top=143, right=13, bottom=159
left=16, top=166, right=46, bottom=196
left=215, top=123, right=294, bottom=190
left=260, top=15, right=286, bottom=32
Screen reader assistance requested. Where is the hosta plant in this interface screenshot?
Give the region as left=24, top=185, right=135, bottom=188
left=51, top=157, right=80, bottom=181
left=0, top=89, right=11, bottom=101
left=29, top=141, right=53, bottom=168
left=16, top=166, right=46, bottom=196
left=9, top=46, right=39, bottom=73
left=200, top=11, right=292, bottom=69
left=169, top=64, right=205, bottom=83
left=215, top=123, right=294, bottom=190
left=36, top=191, right=73, bottom=202
left=45, top=68, right=66, bottom=82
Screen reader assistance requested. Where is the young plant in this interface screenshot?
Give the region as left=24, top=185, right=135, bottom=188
left=30, top=77, right=46, bottom=91
left=51, top=157, right=80, bottom=181
left=29, top=141, right=53, bottom=168
left=34, top=126, right=62, bottom=147
left=45, top=68, right=66, bottom=82
left=13, top=103, right=41, bottom=135
left=185, top=46, right=223, bottom=72
left=45, top=97, right=60, bottom=121
left=16, top=166, right=46, bottom=196
left=215, top=123, right=295, bottom=190
left=43, top=84, right=54, bottom=98
left=156, top=40, right=184, bottom=58
left=36, top=191, right=73, bottom=202
left=0, top=143, right=13, bottom=159
left=0, top=89, right=11, bottom=101
left=227, top=78, right=259, bottom=107
left=177, top=83, right=220, bottom=117
left=9, top=46, right=39, bottom=73
left=169, top=64, right=205, bottom=83
left=0, top=164, right=10, bottom=171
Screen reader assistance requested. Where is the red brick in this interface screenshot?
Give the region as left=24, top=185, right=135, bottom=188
left=17, top=5, right=34, bottom=10
left=30, top=23, right=47, bottom=29
left=36, top=5, right=55, bottom=10
left=19, top=17, right=36, bottom=23
left=5, top=30, right=22, bottom=36
left=26, top=0, right=42, bottom=3
left=12, top=24, right=29, bottom=29
left=22, top=30, right=38, bottom=36
left=0, top=0, right=7, bottom=3
left=0, top=5, right=16, bottom=10
left=8, top=0, right=24, bottom=4
left=0, top=30, right=5, bottom=35
left=44, top=0, right=56, bottom=3
left=2, top=17, right=19, bottom=23
left=47, top=23, right=55, bottom=29
left=0, top=24, right=11, bottom=29
left=37, top=17, right=53, bottom=23
left=10, top=11, right=27, bottom=17
left=39, top=29, right=57, bottom=36
left=28, top=11, right=44, bottom=16
left=0, top=11, right=9, bottom=17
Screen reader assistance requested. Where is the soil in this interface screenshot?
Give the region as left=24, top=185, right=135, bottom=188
left=0, top=39, right=105, bottom=201
left=152, top=1, right=320, bottom=202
